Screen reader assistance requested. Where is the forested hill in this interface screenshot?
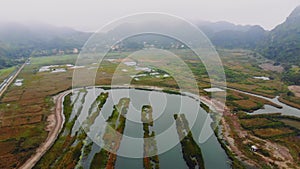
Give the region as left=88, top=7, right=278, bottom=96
left=0, top=23, right=91, bottom=67
left=257, top=6, right=300, bottom=65
left=198, top=21, right=267, bottom=49
left=1, top=6, right=300, bottom=69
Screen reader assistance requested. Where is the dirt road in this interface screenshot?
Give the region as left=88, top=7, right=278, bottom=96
left=19, top=90, right=71, bottom=169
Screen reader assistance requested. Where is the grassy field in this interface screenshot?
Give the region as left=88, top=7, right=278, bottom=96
left=279, top=93, right=300, bottom=109
left=225, top=89, right=282, bottom=112
left=101, top=49, right=294, bottom=105
left=0, top=55, right=76, bottom=168
left=0, top=66, right=16, bottom=82
left=240, top=118, right=276, bottom=129
left=252, top=127, right=295, bottom=138
left=235, top=113, right=300, bottom=166
left=218, top=49, right=285, bottom=98
left=280, top=119, right=300, bottom=130
left=29, top=54, right=77, bottom=66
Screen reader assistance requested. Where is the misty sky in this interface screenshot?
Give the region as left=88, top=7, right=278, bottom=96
left=0, top=0, right=299, bottom=31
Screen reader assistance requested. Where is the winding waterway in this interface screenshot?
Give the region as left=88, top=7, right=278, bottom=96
left=229, top=88, right=300, bottom=117
left=64, top=86, right=300, bottom=169
left=71, top=87, right=231, bottom=169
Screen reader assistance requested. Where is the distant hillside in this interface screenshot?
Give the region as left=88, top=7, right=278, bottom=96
left=197, top=21, right=267, bottom=49
left=85, top=21, right=267, bottom=51
left=0, top=22, right=91, bottom=67
left=257, top=6, right=300, bottom=65
left=1, top=6, right=300, bottom=70
left=198, top=7, right=300, bottom=67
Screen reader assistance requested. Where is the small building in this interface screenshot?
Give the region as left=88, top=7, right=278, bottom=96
left=58, top=50, right=65, bottom=55
left=251, top=145, right=258, bottom=152
left=73, top=48, right=79, bottom=54
left=204, top=88, right=225, bottom=92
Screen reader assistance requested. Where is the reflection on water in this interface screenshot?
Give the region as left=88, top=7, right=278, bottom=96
left=243, top=92, right=300, bottom=118
left=73, top=88, right=230, bottom=169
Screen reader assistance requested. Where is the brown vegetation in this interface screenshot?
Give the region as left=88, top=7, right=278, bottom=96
left=0, top=56, right=74, bottom=168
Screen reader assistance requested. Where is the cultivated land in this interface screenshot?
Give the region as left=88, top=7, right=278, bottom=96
left=0, top=66, right=16, bottom=82
left=20, top=90, right=71, bottom=169
left=0, top=55, right=75, bottom=168
left=0, top=48, right=299, bottom=168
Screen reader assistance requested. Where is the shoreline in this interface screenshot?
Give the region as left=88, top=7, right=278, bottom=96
left=19, top=85, right=300, bottom=169
left=19, top=85, right=218, bottom=169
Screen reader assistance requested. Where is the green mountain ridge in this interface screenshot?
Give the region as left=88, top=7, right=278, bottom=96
left=0, top=22, right=91, bottom=67
left=257, top=6, right=300, bottom=66
left=0, top=6, right=300, bottom=70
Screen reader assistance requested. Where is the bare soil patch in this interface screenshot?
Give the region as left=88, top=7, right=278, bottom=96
left=259, top=63, right=284, bottom=73
left=288, top=85, right=300, bottom=97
